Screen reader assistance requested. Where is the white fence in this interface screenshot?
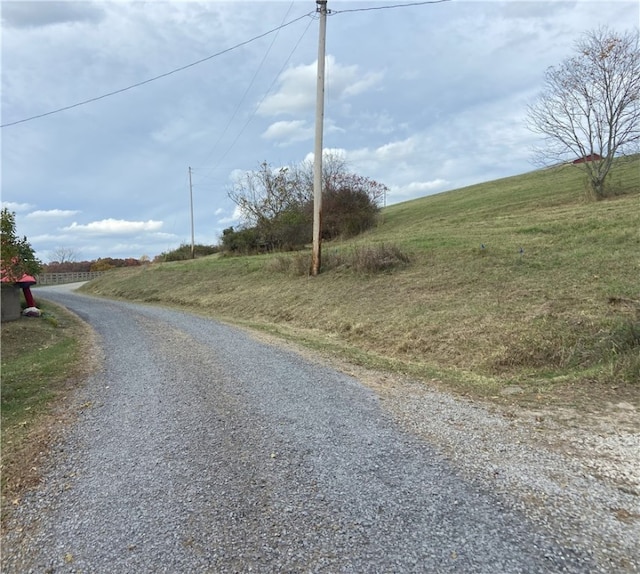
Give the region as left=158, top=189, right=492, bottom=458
left=37, top=272, right=107, bottom=285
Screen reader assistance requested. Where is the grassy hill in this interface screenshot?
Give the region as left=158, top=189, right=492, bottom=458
left=81, top=156, right=640, bottom=407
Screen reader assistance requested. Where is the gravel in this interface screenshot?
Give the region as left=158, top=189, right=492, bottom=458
left=2, top=286, right=638, bottom=573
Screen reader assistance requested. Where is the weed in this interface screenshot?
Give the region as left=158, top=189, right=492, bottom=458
left=609, top=320, right=640, bottom=354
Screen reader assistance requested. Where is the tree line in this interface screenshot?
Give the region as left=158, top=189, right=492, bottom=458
left=43, top=257, right=145, bottom=273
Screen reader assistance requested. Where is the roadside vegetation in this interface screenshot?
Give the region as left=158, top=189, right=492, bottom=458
left=223, top=155, right=385, bottom=254
left=81, top=155, right=640, bottom=407
left=1, top=301, right=92, bottom=513
left=1, top=156, right=637, bottom=512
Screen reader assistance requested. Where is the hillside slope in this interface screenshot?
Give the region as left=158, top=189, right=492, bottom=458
left=81, top=156, right=640, bottom=405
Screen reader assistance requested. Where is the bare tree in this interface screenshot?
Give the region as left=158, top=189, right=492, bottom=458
left=49, top=246, right=80, bottom=264
left=226, top=156, right=387, bottom=252
left=229, top=155, right=389, bottom=230
left=228, top=162, right=298, bottom=228
left=295, top=151, right=388, bottom=206
left=528, top=27, right=640, bottom=198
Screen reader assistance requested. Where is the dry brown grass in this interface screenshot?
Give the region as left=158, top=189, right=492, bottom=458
left=81, top=158, right=639, bottom=409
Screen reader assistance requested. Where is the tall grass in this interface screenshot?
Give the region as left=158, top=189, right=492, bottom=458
left=82, top=156, right=640, bottom=401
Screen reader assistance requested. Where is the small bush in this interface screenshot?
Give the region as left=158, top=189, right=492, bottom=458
left=321, top=249, right=347, bottom=272
left=318, top=187, right=379, bottom=240
left=155, top=243, right=219, bottom=262
left=291, top=252, right=312, bottom=276
left=349, top=244, right=411, bottom=274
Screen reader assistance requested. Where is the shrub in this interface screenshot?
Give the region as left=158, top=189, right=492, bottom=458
left=267, top=253, right=311, bottom=276
left=155, top=243, right=219, bottom=262
left=220, top=227, right=262, bottom=255
left=319, top=187, right=379, bottom=240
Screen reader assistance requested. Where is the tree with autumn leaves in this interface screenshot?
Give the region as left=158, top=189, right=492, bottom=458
left=1, top=208, right=41, bottom=282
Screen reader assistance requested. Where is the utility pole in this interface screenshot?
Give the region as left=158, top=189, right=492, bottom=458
left=311, top=0, right=327, bottom=276
left=189, top=166, right=195, bottom=259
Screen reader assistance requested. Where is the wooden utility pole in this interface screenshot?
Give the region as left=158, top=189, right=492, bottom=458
left=189, top=166, right=195, bottom=259
left=311, top=0, right=328, bottom=276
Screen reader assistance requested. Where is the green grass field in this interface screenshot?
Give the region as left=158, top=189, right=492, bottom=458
left=82, top=157, right=640, bottom=405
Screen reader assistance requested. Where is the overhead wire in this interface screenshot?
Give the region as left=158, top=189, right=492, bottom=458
left=199, top=1, right=451, bottom=176
left=194, top=12, right=316, bottom=181
left=331, top=0, right=451, bottom=14
left=193, top=1, right=297, bottom=180
left=1, top=1, right=451, bottom=130
left=0, top=11, right=314, bottom=129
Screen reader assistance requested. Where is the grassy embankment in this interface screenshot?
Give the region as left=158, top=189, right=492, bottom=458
left=1, top=302, right=92, bottom=509
left=82, top=156, right=640, bottom=407
left=1, top=157, right=638, bottom=509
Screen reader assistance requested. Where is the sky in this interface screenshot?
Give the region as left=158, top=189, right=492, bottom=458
left=1, top=0, right=638, bottom=263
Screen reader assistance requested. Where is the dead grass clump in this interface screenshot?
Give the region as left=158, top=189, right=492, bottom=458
left=267, top=253, right=311, bottom=276
left=328, top=243, right=411, bottom=274
left=266, top=244, right=410, bottom=276
left=599, top=319, right=640, bottom=382
left=351, top=243, right=411, bottom=273
left=493, top=342, right=565, bottom=372
left=489, top=312, right=640, bottom=383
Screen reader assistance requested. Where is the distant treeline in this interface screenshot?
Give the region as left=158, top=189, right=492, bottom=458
left=44, top=247, right=222, bottom=271
left=43, top=257, right=145, bottom=273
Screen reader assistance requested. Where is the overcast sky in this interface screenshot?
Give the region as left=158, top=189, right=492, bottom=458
left=1, top=0, right=638, bottom=262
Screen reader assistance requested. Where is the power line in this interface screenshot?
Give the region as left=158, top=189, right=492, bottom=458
left=194, top=13, right=315, bottom=179
left=0, top=11, right=313, bottom=129
left=331, top=0, right=451, bottom=14
left=192, top=0, right=452, bottom=181
left=1, top=2, right=450, bottom=129
left=194, top=1, right=297, bottom=179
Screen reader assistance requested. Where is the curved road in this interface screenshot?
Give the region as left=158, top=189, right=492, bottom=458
left=4, top=286, right=592, bottom=573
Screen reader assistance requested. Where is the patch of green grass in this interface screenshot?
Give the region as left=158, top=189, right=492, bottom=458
left=81, top=155, right=640, bottom=407
left=1, top=301, right=91, bottom=506
left=1, top=335, right=76, bottom=424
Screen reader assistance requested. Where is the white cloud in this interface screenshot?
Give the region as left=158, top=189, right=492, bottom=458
left=375, top=137, right=418, bottom=161
left=148, top=232, right=178, bottom=240
left=2, top=201, right=35, bottom=212
left=390, top=180, right=450, bottom=199
left=258, top=55, right=383, bottom=117
left=26, top=209, right=80, bottom=219
left=262, top=120, right=314, bottom=145
left=63, top=219, right=164, bottom=234
left=30, top=233, right=76, bottom=244
left=217, top=206, right=243, bottom=226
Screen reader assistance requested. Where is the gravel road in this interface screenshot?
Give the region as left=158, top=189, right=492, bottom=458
left=2, top=286, right=638, bottom=573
